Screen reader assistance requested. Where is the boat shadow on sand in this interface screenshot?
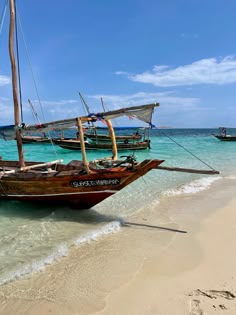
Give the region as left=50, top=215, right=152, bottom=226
left=0, top=200, right=187, bottom=234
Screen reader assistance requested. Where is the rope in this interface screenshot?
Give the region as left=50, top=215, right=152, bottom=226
left=158, top=129, right=217, bottom=171
left=15, top=6, right=60, bottom=161
left=16, top=8, right=46, bottom=123
left=14, top=0, right=24, bottom=121
left=0, top=0, right=7, bottom=35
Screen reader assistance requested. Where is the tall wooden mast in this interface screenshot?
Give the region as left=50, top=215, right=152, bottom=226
left=9, top=0, right=25, bottom=167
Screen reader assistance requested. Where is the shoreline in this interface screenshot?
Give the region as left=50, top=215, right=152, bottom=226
left=0, top=177, right=236, bottom=314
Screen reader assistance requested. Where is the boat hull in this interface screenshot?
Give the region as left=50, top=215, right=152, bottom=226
left=21, top=136, right=52, bottom=143
left=0, top=159, right=163, bottom=208
left=53, top=139, right=150, bottom=150
left=213, top=135, right=236, bottom=141
left=84, top=133, right=142, bottom=143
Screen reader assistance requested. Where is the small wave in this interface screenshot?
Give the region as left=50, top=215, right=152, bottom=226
left=73, top=220, right=121, bottom=245
left=224, top=175, right=236, bottom=180
left=162, top=176, right=221, bottom=197
left=0, top=221, right=121, bottom=286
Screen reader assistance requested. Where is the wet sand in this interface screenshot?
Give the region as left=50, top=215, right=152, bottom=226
left=0, top=177, right=236, bottom=314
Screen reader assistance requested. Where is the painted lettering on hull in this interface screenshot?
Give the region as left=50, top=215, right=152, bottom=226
left=70, top=178, right=120, bottom=188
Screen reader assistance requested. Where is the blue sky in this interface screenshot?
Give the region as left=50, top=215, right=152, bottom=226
left=0, top=0, right=236, bottom=128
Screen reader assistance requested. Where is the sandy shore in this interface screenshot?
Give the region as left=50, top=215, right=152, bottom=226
left=0, top=177, right=236, bottom=314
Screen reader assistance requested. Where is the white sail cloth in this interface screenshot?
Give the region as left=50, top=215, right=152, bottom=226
left=0, top=103, right=159, bottom=140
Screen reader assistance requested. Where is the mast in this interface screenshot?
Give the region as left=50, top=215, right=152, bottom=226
left=76, top=118, right=90, bottom=174
left=9, top=0, right=25, bottom=167
left=105, top=119, right=117, bottom=160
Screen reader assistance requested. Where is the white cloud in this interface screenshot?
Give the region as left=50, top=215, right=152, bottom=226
left=180, top=33, right=199, bottom=39
left=0, top=98, right=14, bottom=124
left=117, top=56, right=236, bottom=87
left=89, top=91, right=199, bottom=111
left=25, top=99, right=80, bottom=122
left=0, top=74, right=10, bottom=86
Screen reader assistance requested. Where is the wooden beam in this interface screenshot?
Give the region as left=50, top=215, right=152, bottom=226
left=0, top=159, right=63, bottom=176
left=77, top=118, right=90, bottom=174
left=156, top=165, right=220, bottom=175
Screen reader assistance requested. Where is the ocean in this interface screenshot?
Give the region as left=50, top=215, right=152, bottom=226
left=0, top=128, right=235, bottom=286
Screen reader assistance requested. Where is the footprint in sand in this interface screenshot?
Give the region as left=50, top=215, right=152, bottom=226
left=190, top=299, right=204, bottom=315
left=192, top=289, right=235, bottom=300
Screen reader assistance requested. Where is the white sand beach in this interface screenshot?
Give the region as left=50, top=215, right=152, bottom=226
left=0, top=177, right=236, bottom=315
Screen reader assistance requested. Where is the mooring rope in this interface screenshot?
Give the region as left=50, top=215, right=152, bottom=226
left=158, top=130, right=217, bottom=171
left=0, top=0, right=7, bottom=35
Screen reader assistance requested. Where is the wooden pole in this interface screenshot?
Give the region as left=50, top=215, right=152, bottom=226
left=105, top=119, right=117, bottom=160
left=156, top=165, right=219, bottom=175
left=9, top=0, right=25, bottom=168
left=76, top=118, right=90, bottom=174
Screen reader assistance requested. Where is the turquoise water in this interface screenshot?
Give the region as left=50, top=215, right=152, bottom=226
left=0, top=128, right=235, bottom=285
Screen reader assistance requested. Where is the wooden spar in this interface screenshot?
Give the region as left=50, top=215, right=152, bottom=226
left=9, top=0, right=25, bottom=168
left=79, top=92, right=90, bottom=114
left=156, top=165, right=220, bottom=175
left=0, top=159, right=63, bottom=175
left=101, top=103, right=159, bottom=118
left=105, top=119, right=118, bottom=160
left=76, top=118, right=90, bottom=174
left=20, top=159, right=63, bottom=171
left=101, top=97, right=106, bottom=111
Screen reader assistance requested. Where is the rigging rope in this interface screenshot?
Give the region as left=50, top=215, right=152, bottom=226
left=0, top=0, right=7, bottom=35
left=13, top=4, right=60, bottom=161
left=16, top=7, right=46, bottom=123
left=14, top=0, right=24, bottom=122
left=158, top=129, right=217, bottom=171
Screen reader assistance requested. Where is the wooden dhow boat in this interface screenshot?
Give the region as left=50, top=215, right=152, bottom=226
left=0, top=1, right=164, bottom=209
left=84, top=129, right=142, bottom=143
left=0, top=1, right=220, bottom=209
left=0, top=105, right=163, bottom=208
left=21, top=135, right=52, bottom=144
left=53, top=138, right=151, bottom=151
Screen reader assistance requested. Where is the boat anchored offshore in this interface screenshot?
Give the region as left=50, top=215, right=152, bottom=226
left=53, top=127, right=151, bottom=151
left=212, top=127, right=236, bottom=141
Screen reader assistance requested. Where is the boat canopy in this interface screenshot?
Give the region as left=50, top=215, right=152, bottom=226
left=0, top=103, right=159, bottom=140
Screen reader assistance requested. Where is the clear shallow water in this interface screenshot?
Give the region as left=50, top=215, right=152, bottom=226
left=0, top=128, right=236, bottom=285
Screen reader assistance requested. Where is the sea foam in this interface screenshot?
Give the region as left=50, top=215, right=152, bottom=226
left=0, top=220, right=121, bottom=286
left=162, top=176, right=221, bottom=197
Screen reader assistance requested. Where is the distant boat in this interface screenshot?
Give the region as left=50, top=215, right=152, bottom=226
left=21, top=135, right=52, bottom=144
left=53, top=138, right=151, bottom=151
left=212, top=127, right=236, bottom=141
left=54, top=126, right=151, bottom=151
left=84, top=128, right=142, bottom=143
left=213, top=135, right=236, bottom=141
left=21, top=135, right=72, bottom=144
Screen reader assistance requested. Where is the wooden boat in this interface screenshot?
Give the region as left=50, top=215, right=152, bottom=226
left=0, top=105, right=162, bottom=208
left=21, top=135, right=72, bottom=144
left=213, top=134, right=236, bottom=141
left=0, top=1, right=220, bottom=209
left=212, top=127, right=236, bottom=141
left=0, top=0, right=166, bottom=208
left=213, top=135, right=236, bottom=141
left=54, top=126, right=152, bottom=150
left=84, top=129, right=142, bottom=143
left=21, top=135, right=52, bottom=144
left=0, top=1, right=166, bottom=209
left=53, top=138, right=151, bottom=151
